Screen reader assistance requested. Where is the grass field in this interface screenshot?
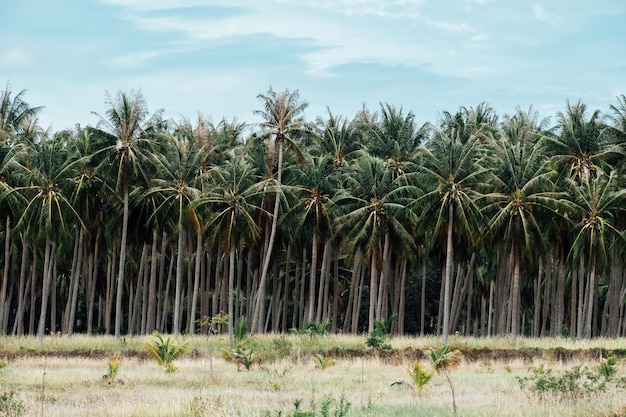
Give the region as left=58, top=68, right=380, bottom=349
left=1, top=334, right=626, bottom=417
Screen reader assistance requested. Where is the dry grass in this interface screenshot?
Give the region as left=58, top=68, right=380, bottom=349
left=1, top=335, right=626, bottom=416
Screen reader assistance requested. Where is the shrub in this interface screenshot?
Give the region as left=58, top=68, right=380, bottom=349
left=407, top=361, right=435, bottom=396
left=313, top=354, right=336, bottom=370
left=222, top=345, right=256, bottom=371
left=0, top=391, right=26, bottom=417
left=517, top=361, right=613, bottom=400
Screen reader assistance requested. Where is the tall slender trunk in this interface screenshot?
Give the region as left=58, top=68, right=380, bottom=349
left=368, top=247, right=378, bottom=333
left=15, top=239, right=29, bottom=336
left=442, top=202, right=454, bottom=344
left=228, top=244, right=236, bottom=348
left=307, top=233, right=318, bottom=323
left=173, top=226, right=185, bottom=336
left=115, top=183, right=130, bottom=338
left=0, top=216, right=10, bottom=335
left=67, top=228, right=85, bottom=336
left=188, top=232, right=203, bottom=335
left=146, top=230, right=158, bottom=334
left=510, top=242, right=521, bottom=340
left=420, top=254, right=427, bottom=336
left=584, top=235, right=597, bottom=339
left=37, top=239, right=56, bottom=341
left=251, top=141, right=284, bottom=334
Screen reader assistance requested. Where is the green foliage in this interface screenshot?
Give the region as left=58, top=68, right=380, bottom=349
left=598, top=356, right=617, bottom=380
left=262, top=366, right=291, bottom=391
left=407, top=361, right=435, bottom=396
left=222, top=345, right=256, bottom=371
left=0, top=391, right=26, bottom=417
left=517, top=360, right=616, bottom=400
left=312, top=353, right=336, bottom=370
left=306, top=319, right=332, bottom=337
left=143, top=331, right=189, bottom=373
left=198, top=312, right=229, bottom=335
left=102, top=353, right=121, bottom=383
left=366, top=315, right=397, bottom=350
left=233, top=315, right=247, bottom=343
left=265, top=393, right=351, bottom=417
left=0, top=361, right=6, bottom=370
left=429, top=344, right=462, bottom=416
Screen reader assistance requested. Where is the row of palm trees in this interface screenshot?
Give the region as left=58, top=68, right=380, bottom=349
left=1, top=82, right=626, bottom=343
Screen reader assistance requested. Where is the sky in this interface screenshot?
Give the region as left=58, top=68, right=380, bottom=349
left=2, top=0, right=625, bottom=133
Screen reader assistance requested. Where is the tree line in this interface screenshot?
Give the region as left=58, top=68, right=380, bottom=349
left=1, top=82, right=626, bottom=343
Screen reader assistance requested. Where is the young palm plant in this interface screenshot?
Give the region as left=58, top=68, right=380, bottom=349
left=431, top=344, right=462, bottom=417
left=144, top=331, right=189, bottom=373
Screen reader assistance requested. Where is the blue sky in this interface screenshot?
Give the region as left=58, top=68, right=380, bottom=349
left=2, top=0, right=625, bottom=132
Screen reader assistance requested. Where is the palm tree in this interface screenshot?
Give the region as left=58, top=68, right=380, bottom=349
left=313, top=109, right=362, bottom=169
left=482, top=108, right=564, bottom=338
left=143, top=132, right=206, bottom=336
left=196, top=150, right=264, bottom=346
left=289, top=154, right=337, bottom=323
left=91, top=89, right=161, bottom=338
left=412, top=128, right=487, bottom=343
left=250, top=87, right=309, bottom=334
left=0, top=83, right=43, bottom=144
left=567, top=170, right=626, bottom=338
left=335, top=152, right=418, bottom=332
left=4, top=133, right=85, bottom=340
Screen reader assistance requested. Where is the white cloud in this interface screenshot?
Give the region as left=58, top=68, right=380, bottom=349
left=533, top=4, right=559, bottom=25
left=0, top=48, right=35, bottom=70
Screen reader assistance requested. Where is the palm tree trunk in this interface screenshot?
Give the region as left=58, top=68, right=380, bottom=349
left=442, top=202, right=454, bottom=344
left=0, top=216, right=10, bottom=335
left=228, top=244, right=236, bottom=348
left=584, top=237, right=597, bottom=339
left=510, top=242, right=521, bottom=339
left=188, top=232, right=203, bottom=335
left=115, top=182, right=130, bottom=338
left=420, top=254, right=427, bottom=336
left=37, top=238, right=55, bottom=341
left=67, top=228, right=85, bottom=336
left=147, top=230, right=158, bottom=334
left=368, top=247, right=379, bottom=333
left=15, top=239, right=29, bottom=336
left=173, top=226, right=186, bottom=336
left=308, top=233, right=319, bottom=323
left=251, top=141, right=284, bottom=334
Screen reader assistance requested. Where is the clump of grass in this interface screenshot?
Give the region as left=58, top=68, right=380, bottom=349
left=144, top=331, right=189, bottom=373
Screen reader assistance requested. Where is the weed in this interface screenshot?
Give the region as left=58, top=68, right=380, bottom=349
left=0, top=391, right=26, bottom=417
left=313, top=354, right=336, bottom=370
left=144, top=331, right=189, bottom=373
left=598, top=356, right=617, bottom=380
left=365, top=316, right=396, bottom=351
left=306, top=319, right=332, bottom=338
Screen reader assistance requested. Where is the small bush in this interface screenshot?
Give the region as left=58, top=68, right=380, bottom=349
left=222, top=345, right=256, bottom=371
left=0, top=391, right=26, bottom=417
left=517, top=361, right=613, bottom=400
left=313, top=353, right=336, bottom=370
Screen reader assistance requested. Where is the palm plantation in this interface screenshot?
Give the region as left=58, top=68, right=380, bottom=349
left=2, top=82, right=626, bottom=341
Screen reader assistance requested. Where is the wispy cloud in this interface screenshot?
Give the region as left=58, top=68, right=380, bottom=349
left=0, top=48, right=35, bottom=71
left=532, top=4, right=559, bottom=25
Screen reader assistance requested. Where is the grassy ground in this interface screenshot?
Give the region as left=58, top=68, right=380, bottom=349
left=1, top=334, right=626, bottom=416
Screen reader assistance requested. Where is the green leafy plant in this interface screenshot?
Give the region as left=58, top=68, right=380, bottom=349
left=366, top=315, right=396, bottom=350
left=306, top=318, right=331, bottom=337
left=313, top=353, right=336, bottom=370
left=0, top=391, right=26, bottom=417
left=430, top=344, right=462, bottom=417
left=598, top=356, right=617, bottom=380
left=233, top=315, right=247, bottom=343
left=144, top=331, right=189, bottom=373
left=222, top=345, right=256, bottom=371
left=407, top=361, right=435, bottom=396
left=517, top=359, right=615, bottom=400
left=102, top=353, right=122, bottom=385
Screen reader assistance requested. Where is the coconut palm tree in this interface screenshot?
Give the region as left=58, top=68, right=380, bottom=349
left=196, top=150, right=264, bottom=346
left=4, top=133, right=85, bottom=340
left=91, top=89, right=162, bottom=338
left=412, top=127, right=488, bottom=343
left=335, top=152, right=419, bottom=332
left=482, top=108, right=564, bottom=338
left=567, top=170, right=626, bottom=338
left=249, top=88, right=309, bottom=334
left=0, top=83, right=43, bottom=144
